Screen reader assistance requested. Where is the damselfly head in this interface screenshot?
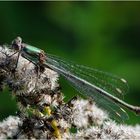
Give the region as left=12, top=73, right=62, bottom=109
left=11, top=36, right=22, bottom=51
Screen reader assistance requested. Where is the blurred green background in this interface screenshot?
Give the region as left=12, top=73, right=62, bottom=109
left=0, top=1, right=140, bottom=125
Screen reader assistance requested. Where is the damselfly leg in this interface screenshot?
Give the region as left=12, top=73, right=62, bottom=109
left=11, top=37, right=44, bottom=90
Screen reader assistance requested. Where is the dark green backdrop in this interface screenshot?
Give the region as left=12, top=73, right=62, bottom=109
left=0, top=2, right=140, bottom=125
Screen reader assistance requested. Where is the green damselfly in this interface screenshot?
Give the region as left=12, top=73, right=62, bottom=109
left=11, top=37, right=140, bottom=122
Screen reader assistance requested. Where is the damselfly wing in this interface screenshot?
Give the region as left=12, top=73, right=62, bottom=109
left=43, top=53, right=129, bottom=122
left=19, top=39, right=140, bottom=122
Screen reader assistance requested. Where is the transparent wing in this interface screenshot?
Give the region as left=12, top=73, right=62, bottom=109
left=45, top=53, right=129, bottom=121
left=47, top=54, right=129, bottom=99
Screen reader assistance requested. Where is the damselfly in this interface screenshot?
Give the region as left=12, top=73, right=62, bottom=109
left=11, top=37, right=140, bottom=122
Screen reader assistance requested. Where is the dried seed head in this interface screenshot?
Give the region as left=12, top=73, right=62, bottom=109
left=1, top=42, right=140, bottom=140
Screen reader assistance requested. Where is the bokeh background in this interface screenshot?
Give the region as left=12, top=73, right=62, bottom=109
left=0, top=1, right=140, bottom=125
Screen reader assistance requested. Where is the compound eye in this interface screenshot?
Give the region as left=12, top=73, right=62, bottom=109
left=16, top=37, right=22, bottom=45
left=12, top=37, right=22, bottom=50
